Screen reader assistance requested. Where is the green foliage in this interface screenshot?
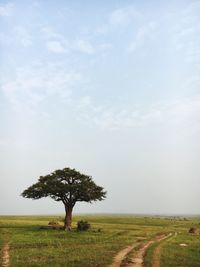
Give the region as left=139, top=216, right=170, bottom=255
left=77, top=220, right=91, bottom=231
left=21, top=167, right=106, bottom=206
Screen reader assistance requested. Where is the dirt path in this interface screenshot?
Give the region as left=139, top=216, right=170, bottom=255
left=126, top=233, right=172, bottom=267
left=108, top=232, right=174, bottom=267
left=2, top=243, right=10, bottom=267
left=152, top=232, right=177, bottom=267
left=152, top=243, right=162, bottom=267
left=126, top=240, right=154, bottom=267
left=108, top=244, right=137, bottom=267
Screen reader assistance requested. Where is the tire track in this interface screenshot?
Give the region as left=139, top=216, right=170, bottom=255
left=109, top=244, right=137, bottom=267
left=109, top=233, right=172, bottom=267
left=152, top=232, right=177, bottom=267
left=126, top=233, right=172, bottom=267
left=2, top=243, right=10, bottom=267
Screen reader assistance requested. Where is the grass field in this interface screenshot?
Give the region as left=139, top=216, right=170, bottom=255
left=0, top=215, right=199, bottom=266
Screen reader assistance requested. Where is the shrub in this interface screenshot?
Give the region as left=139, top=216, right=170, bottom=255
left=77, top=220, right=90, bottom=231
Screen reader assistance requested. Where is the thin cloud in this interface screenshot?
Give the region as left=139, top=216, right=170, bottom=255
left=0, top=2, right=14, bottom=16
left=41, top=27, right=69, bottom=53
left=15, top=26, right=32, bottom=47
left=128, top=21, right=156, bottom=52
left=41, top=27, right=96, bottom=55
left=76, top=96, right=163, bottom=130
left=78, top=96, right=91, bottom=108
left=95, top=5, right=141, bottom=35
left=172, top=3, right=200, bottom=64
left=41, top=27, right=65, bottom=41
left=76, top=95, right=200, bottom=131
left=93, top=107, right=162, bottom=130
left=98, top=43, right=113, bottom=51
left=170, top=95, right=200, bottom=125
left=46, top=39, right=96, bottom=55
left=0, top=26, right=32, bottom=47
left=47, top=41, right=68, bottom=53
left=110, top=6, right=141, bottom=26
left=74, top=40, right=95, bottom=54
left=1, top=63, right=82, bottom=111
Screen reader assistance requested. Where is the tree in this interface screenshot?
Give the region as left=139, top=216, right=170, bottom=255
left=21, top=167, right=106, bottom=231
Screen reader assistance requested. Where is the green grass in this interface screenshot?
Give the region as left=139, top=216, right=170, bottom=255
left=0, top=215, right=199, bottom=266
left=144, top=223, right=200, bottom=267
left=160, top=231, right=200, bottom=267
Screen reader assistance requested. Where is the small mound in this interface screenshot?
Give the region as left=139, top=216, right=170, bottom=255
left=188, top=228, right=198, bottom=235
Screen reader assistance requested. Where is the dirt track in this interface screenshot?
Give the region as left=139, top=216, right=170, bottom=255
left=109, top=233, right=172, bottom=267
left=109, top=244, right=137, bottom=267
left=152, top=232, right=177, bottom=267
left=2, top=243, right=10, bottom=267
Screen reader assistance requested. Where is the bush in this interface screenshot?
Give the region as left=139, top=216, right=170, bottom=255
left=77, top=220, right=90, bottom=231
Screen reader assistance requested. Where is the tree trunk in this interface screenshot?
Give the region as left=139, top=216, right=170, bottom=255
left=64, top=206, right=73, bottom=231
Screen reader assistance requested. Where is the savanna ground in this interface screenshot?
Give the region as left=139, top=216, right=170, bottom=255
left=0, top=215, right=199, bottom=267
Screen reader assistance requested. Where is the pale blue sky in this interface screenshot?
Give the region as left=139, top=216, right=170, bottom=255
left=0, top=0, right=200, bottom=215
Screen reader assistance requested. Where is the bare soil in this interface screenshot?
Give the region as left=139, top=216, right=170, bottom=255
left=109, top=244, right=137, bottom=267
left=2, top=243, right=10, bottom=267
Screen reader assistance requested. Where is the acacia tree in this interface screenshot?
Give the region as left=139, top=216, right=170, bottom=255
left=21, top=168, right=106, bottom=231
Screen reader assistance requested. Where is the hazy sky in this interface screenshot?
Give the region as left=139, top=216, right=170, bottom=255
left=0, top=0, right=200, bottom=215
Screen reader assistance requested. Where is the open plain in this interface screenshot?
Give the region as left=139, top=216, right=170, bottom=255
left=0, top=215, right=199, bottom=267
